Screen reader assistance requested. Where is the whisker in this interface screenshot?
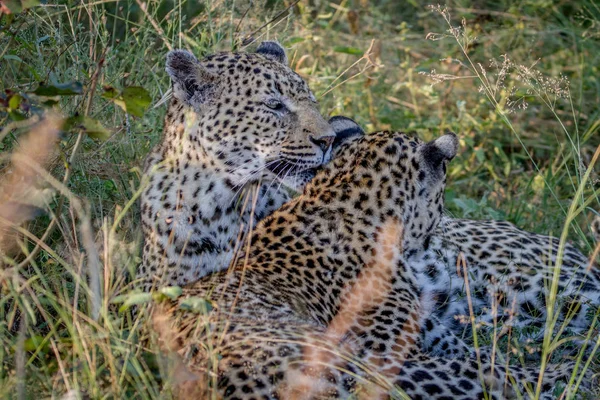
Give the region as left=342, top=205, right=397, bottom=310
left=265, top=162, right=294, bottom=198
left=228, top=159, right=283, bottom=205
left=275, top=158, right=300, bottom=194
left=233, top=159, right=281, bottom=188
left=229, top=158, right=280, bottom=188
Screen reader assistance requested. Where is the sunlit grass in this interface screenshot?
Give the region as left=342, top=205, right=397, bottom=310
left=1, top=0, right=599, bottom=398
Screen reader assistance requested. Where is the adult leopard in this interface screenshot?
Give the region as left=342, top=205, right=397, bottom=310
left=153, top=128, right=584, bottom=399
left=330, top=122, right=600, bottom=357
left=138, top=42, right=337, bottom=291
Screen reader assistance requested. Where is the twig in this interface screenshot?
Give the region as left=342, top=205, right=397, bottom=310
left=45, top=41, right=77, bottom=82
left=0, top=17, right=27, bottom=60
left=319, top=40, right=381, bottom=98
left=459, top=252, right=491, bottom=399
left=241, top=0, right=301, bottom=48
left=50, top=339, right=71, bottom=392
left=0, top=115, right=41, bottom=143
left=234, top=1, right=254, bottom=35
left=133, top=0, right=172, bottom=50
left=16, top=311, right=27, bottom=400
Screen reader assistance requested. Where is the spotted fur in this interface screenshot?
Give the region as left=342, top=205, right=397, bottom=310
left=138, top=42, right=336, bottom=290
left=154, top=130, right=582, bottom=399
left=415, top=217, right=600, bottom=356
left=327, top=121, right=600, bottom=358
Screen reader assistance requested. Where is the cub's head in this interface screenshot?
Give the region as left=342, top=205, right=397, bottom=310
left=165, top=41, right=335, bottom=191
left=311, top=121, right=458, bottom=255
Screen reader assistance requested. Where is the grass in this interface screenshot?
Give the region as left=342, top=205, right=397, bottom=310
left=1, top=0, right=599, bottom=398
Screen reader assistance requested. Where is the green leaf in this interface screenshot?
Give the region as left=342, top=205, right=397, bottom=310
left=503, top=162, right=511, bottom=177
left=3, top=54, right=23, bottom=63
left=452, top=197, right=479, bottom=217
left=102, top=86, right=152, bottom=117
left=32, top=82, right=83, bottom=96
left=152, top=286, right=184, bottom=303
left=9, top=110, right=26, bottom=121
left=41, top=98, right=59, bottom=107
left=36, top=35, right=50, bottom=45
left=103, top=179, right=116, bottom=192
left=117, top=292, right=153, bottom=313
left=333, top=46, right=363, bottom=55
left=179, top=297, right=214, bottom=313
left=121, top=87, right=152, bottom=117
left=285, top=37, right=305, bottom=45
left=474, top=148, right=485, bottom=163
left=159, top=286, right=183, bottom=300
left=110, top=294, right=129, bottom=304
left=532, top=174, right=545, bottom=194
left=65, top=115, right=111, bottom=141
left=102, top=86, right=119, bottom=100
left=2, top=13, right=15, bottom=25
left=8, top=94, right=22, bottom=110
left=24, top=335, right=46, bottom=352
left=22, top=0, right=40, bottom=8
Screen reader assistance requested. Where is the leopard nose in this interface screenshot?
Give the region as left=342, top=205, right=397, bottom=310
left=310, top=135, right=335, bottom=152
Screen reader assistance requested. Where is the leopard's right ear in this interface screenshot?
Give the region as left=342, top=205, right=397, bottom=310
left=420, top=131, right=458, bottom=179
left=256, top=41, right=288, bottom=65
left=166, top=50, right=219, bottom=108
left=329, top=116, right=364, bottom=149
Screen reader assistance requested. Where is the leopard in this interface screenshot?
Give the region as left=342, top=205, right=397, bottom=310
left=138, top=41, right=337, bottom=292
left=328, top=121, right=600, bottom=359
left=415, top=217, right=600, bottom=358
left=153, top=127, right=584, bottom=399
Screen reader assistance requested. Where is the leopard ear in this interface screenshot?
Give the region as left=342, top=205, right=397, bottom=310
left=256, top=41, right=288, bottom=65
left=421, top=131, right=458, bottom=172
left=166, top=49, right=219, bottom=108
left=329, top=116, right=364, bottom=149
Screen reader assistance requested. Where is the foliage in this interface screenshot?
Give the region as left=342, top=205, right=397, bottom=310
left=0, top=0, right=599, bottom=398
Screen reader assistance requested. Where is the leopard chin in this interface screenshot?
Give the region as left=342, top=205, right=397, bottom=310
left=266, top=160, right=319, bottom=192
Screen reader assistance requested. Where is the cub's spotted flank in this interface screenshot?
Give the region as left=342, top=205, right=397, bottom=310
left=331, top=121, right=600, bottom=357
left=416, top=217, right=600, bottom=357
left=154, top=126, right=581, bottom=399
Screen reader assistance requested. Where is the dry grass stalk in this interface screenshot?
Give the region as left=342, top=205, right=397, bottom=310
left=282, top=220, right=406, bottom=400
left=0, top=114, right=62, bottom=261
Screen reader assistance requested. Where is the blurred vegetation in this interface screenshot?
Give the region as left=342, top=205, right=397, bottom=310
left=0, top=0, right=599, bottom=398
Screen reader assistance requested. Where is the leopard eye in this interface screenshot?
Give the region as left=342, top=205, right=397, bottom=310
left=264, top=98, right=286, bottom=112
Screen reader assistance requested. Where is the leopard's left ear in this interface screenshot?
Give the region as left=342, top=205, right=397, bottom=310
left=329, top=116, right=364, bottom=150
left=166, top=49, right=220, bottom=108
left=256, top=41, right=288, bottom=65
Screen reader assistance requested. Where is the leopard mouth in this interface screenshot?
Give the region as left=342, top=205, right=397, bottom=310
left=266, top=160, right=318, bottom=177
left=266, top=160, right=319, bottom=186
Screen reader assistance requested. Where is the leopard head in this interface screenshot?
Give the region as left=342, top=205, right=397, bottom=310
left=165, top=41, right=335, bottom=192
left=310, top=123, right=458, bottom=256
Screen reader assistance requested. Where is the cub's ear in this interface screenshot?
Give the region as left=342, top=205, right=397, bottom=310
left=256, top=41, right=288, bottom=65
left=166, top=49, right=219, bottom=108
left=421, top=131, right=459, bottom=172
left=329, top=116, right=365, bottom=149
